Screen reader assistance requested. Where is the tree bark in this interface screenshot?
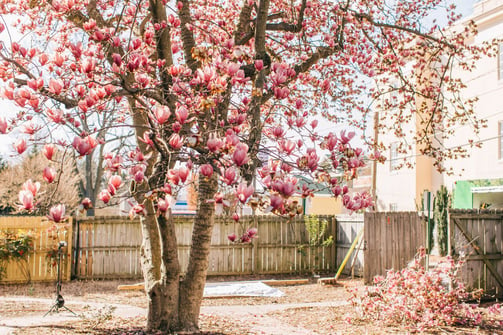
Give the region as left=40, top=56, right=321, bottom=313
left=140, top=205, right=164, bottom=330
left=178, top=175, right=218, bottom=331
left=157, top=211, right=181, bottom=331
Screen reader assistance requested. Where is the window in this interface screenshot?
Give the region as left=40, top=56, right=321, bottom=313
left=499, top=44, right=503, bottom=80
left=499, top=121, right=503, bottom=159
left=389, top=203, right=398, bottom=211
left=390, top=142, right=400, bottom=171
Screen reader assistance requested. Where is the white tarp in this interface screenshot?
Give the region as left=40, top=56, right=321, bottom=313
left=203, top=281, right=284, bottom=298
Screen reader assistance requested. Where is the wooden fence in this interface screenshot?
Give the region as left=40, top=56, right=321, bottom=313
left=73, top=215, right=342, bottom=279
left=363, top=212, right=427, bottom=284
left=1, top=214, right=365, bottom=281
left=0, top=216, right=72, bottom=283
left=449, top=209, right=503, bottom=298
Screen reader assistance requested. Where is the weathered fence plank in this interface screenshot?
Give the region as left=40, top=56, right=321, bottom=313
left=363, top=212, right=426, bottom=284
left=449, top=209, right=503, bottom=298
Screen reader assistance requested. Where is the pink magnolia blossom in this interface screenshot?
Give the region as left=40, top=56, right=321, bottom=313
left=0, top=116, right=8, bottom=134
left=223, top=167, right=236, bottom=185
left=240, top=233, right=251, bottom=243
left=206, top=137, right=223, bottom=152
left=46, top=109, right=65, bottom=124
left=13, top=138, right=27, bottom=154
left=27, top=78, right=44, bottom=91
left=43, top=166, right=56, bottom=183
left=109, top=175, right=122, bottom=189
left=246, top=227, right=258, bottom=238
left=340, top=130, right=355, bottom=144
left=81, top=198, right=93, bottom=210
left=72, top=136, right=97, bottom=156
left=22, top=179, right=40, bottom=196
left=214, top=193, right=224, bottom=204
left=167, top=169, right=181, bottom=185
left=254, top=59, right=263, bottom=71
left=108, top=183, right=117, bottom=196
left=232, top=143, right=249, bottom=167
left=200, top=164, right=213, bottom=178
left=273, top=87, right=289, bottom=99
left=269, top=194, right=283, bottom=210
left=154, top=106, right=171, bottom=124
left=175, top=106, right=189, bottom=124
left=99, top=190, right=111, bottom=204
left=279, top=140, right=295, bottom=155
left=332, top=185, right=343, bottom=197
left=106, top=155, right=122, bottom=172
left=236, top=183, right=254, bottom=204
left=48, top=78, right=63, bottom=95
left=178, top=166, right=190, bottom=183
left=157, top=196, right=171, bottom=213
left=22, top=122, right=41, bottom=135
left=129, top=204, right=146, bottom=219
left=272, top=180, right=296, bottom=197
left=18, top=190, right=35, bottom=211
left=227, top=62, right=240, bottom=76
left=227, top=233, right=237, bottom=242
left=272, top=126, right=285, bottom=138
left=47, top=204, right=66, bottom=223
left=80, top=58, right=95, bottom=74
left=133, top=170, right=145, bottom=183
left=168, top=133, right=183, bottom=150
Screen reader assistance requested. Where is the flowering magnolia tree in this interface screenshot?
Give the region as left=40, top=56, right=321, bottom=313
left=0, top=0, right=488, bottom=332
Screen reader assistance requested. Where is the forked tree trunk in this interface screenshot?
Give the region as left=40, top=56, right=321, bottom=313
left=140, top=175, right=218, bottom=333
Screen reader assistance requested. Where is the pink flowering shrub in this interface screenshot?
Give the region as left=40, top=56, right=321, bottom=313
left=349, top=249, right=484, bottom=331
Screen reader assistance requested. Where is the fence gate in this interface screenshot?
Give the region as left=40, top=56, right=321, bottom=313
left=363, top=212, right=427, bottom=284
left=449, top=209, right=503, bottom=298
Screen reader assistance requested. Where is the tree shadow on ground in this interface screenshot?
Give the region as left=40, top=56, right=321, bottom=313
left=5, top=324, right=226, bottom=335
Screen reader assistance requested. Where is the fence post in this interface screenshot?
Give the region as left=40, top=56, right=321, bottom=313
left=252, top=215, right=259, bottom=274
left=331, top=216, right=337, bottom=272
left=72, top=217, right=80, bottom=279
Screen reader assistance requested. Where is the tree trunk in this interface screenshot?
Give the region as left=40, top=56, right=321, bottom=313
left=139, top=205, right=163, bottom=330
left=178, top=175, right=218, bottom=330
left=140, top=176, right=218, bottom=333
left=157, top=211, right=181, bottom=330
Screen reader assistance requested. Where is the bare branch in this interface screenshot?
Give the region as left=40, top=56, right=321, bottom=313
left=265, top=0, right=306, bottom=32
left=351, top=10, right=457, bottom=50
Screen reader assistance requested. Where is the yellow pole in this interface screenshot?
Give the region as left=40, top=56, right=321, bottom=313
left=335, top=228, right=364, bottom=280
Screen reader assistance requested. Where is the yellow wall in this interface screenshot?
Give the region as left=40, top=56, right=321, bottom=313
left=309, top=196, right=343, bottom=215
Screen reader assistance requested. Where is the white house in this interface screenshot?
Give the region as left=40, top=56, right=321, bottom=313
left=375, top=0, right=503, bottom=211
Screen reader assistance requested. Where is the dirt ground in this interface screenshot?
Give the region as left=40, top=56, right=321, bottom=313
left=0, top=277, right=502, bottom=334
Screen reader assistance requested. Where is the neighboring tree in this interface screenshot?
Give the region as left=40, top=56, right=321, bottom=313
left=0, top=0, right=490, bottom=332
left=0, top=151, right=80, bottom=214
left=434, top=185, right=450, bottom=256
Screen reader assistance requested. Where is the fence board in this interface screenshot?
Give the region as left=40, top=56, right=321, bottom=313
left=449, top=209, right=503, bottom=298
left=363, top=212, right=426, bottom=284
left=0, top=216, right=72, bottom=283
